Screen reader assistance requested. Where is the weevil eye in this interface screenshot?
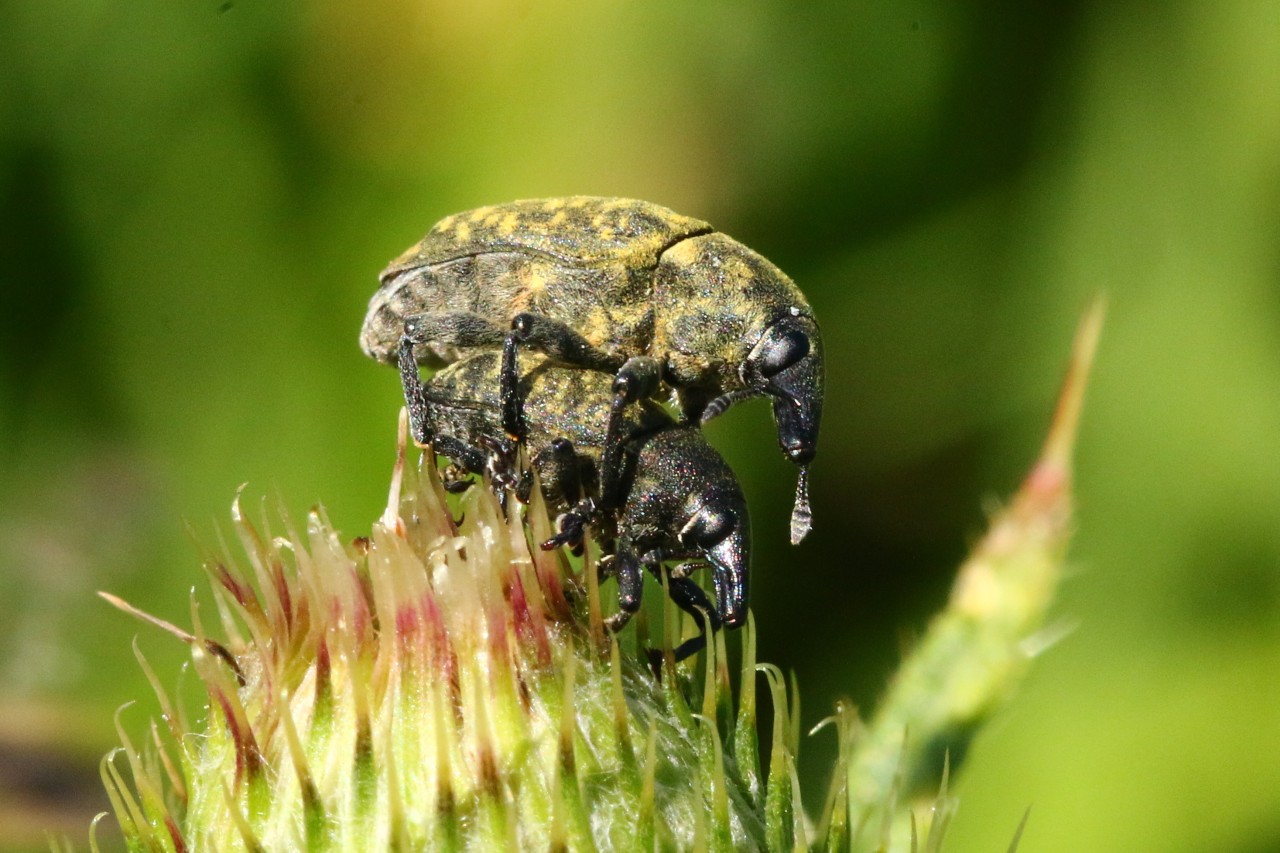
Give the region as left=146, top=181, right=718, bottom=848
left=757, top=327, right=810, bottom=378
left=679, top=505, right=733, bottom=547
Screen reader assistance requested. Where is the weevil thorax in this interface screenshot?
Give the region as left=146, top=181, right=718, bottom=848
left=627, top=428, right=746, bottom=544
left=652, top=232, right=816, bottom=388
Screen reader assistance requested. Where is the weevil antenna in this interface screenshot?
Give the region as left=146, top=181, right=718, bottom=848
left=700, top=389, right=760, bottom=425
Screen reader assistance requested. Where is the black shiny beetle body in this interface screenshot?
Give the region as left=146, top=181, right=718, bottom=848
left=399, top=346, right=751, bottom=658
left=362, top=197, right=822, bottom=544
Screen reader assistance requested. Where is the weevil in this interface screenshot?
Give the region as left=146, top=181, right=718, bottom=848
left=399, top=345, right=751, bottom=660
left=361, top=197, right=822, bottom=544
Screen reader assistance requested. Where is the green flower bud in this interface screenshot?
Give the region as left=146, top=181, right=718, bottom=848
left=98, top=304, right=1099, bottom=853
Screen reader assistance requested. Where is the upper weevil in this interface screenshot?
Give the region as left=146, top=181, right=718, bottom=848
left=361, top=197, right=823, bottom=544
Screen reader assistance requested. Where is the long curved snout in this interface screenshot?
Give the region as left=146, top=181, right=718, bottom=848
left=748, top=312, right=823, bottom=467
left=704, top=520, right=751, bottom=629
left=772, top=393, right=819, bottom=464
left=768, top=340, right=823, bottom=465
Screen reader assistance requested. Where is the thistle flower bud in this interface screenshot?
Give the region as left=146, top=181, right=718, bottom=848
left=97, top=305, right=1099, bottom=852
left=99, top=414, right=807, bottom=850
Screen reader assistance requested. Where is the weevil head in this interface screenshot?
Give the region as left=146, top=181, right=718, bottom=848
left=696, top=308, right=824, bottom=467
left=744, top=310, right=824, bottom=465
left=629, top=428, right=752, bottom=629
left=737, top=309, right=822, bottom=545
left=677, top=481, right=751, bottom=630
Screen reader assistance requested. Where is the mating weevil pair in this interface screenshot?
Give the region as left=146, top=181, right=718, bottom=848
left=362, top=197, right=824, bottom=658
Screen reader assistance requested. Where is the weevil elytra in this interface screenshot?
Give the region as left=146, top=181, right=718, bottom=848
left=361, top=197, right=822, bottom=544
left=399, top=346, right=751, bottom=661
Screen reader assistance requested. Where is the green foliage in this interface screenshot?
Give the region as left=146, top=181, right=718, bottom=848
left=4, top=3, right=1279, bottom=851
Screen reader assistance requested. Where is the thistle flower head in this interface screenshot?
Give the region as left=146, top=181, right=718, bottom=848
left=100, top=413, right=812, bottom=851
left=98, top=305, right=1099, bottom=852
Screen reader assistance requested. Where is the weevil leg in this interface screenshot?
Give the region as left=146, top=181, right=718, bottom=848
left=667, top=575, right=722, bottom=662
left=401, top=310, right=507, bottom=353
left=399, top=339, right=492, bottom=478
left=478, top=434, right=518, bottom=487
left=502, top=312, right=660, bottom=510
left=603, top=542, right=644, bottom=634
left=399, top=310, right=507, bottom=441
left=598, top=356, right=662, bottom=509
left=510, top=312, right=626, bottom=373
left=640, top=550, right=723, bottom=664
left=612, top=356, right=663, bottom=402
left=473, top=434, right=524, bottom=515
left=502, top=311, right=627, bottom=448
left=430, top=435, right=488, bottom=475
left=665, top=574, right=722, bottom=634
left=646, top=575, right=721, bottom=664
left=540, top=498, right=595, bottom=551
left=441, top=464, right=475, bottom=494
left=641, top=575, right=721, bottom=671
left=500, top=334, right=524, bottom=440
left=398, top=336, right=435, bottom=445
left=669, top=560, right=705, bottom=580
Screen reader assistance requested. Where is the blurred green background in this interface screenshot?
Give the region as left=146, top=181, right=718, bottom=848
left=2, top=1, right=1278, bottom=850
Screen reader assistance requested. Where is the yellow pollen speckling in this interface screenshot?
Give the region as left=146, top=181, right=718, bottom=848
left=663, top=238, right=701, bottom=266
left=568, top=198, right=589, bottom=208
left=724, top=256, right=753, bottom=283
left=455, top=222, right=472, bottom=242
left=469, top=206, right=494, bottom=223
left=549, top=211, right=566, bottom=226
left=498, top=213, right=519, bottom=235
left=582, top=312, right=610, bottom=346
left=517, top=260, right=548, bottom=289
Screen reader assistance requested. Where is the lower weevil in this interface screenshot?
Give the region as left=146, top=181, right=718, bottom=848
left=399, top=345, right=751, bottom=660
